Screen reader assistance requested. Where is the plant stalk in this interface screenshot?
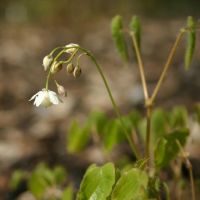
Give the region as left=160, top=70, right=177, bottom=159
left=145, top=105, right=152, bottom=167
left=86, top=51, right=141, bottom=159
left=176, top=140, right=196, bottom=200
left=151, top=30, right=185, bottom=102
left=130, top=32, right=149, bottom=101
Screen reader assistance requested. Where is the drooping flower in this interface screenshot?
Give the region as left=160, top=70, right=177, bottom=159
left=29, top=89, right=62, bottom=107
left=43, top=55, right=53, bottom=71
left=65, top=43, right=79, bottom=53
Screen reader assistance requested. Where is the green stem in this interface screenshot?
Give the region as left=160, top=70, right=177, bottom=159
left=130, top=32, right=152, bottom=165
left=80, top=48, right=141, bottom=159
left=151, top=30, right=185, bottom=103
left=45, top=48, right=78, bottom=90
left=145, top=105, right=152, bottom=167
left=130, top=32, right=149, bottom=100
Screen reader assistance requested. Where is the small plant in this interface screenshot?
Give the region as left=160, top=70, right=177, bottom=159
left=25, top=16, right=200, bottom=199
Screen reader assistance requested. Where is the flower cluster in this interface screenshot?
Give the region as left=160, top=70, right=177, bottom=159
left=30, top=43, right=85, bottom=108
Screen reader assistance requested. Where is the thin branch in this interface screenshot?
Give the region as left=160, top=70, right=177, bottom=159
left=130, top=32, right=149, bottom=101
left=176, top=140, right=196, bottom=200
left=151, top=30, right=185, bottom=102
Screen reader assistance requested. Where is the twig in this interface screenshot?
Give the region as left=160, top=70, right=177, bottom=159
left=176, top=140, right=196, bottom=200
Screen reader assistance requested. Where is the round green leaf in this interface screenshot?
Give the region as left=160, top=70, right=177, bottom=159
left=77, top=163, right=116, bottom=200
left=111, top=168, right=148, bottom=200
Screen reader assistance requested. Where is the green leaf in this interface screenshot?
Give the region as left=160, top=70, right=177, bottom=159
left=102, top=119, right=125, bottom=152
left=87, top=111, right=108, bottom=134
left=137, top=118, right=146, bottom=142
left=111, top=15, right=128, bottom=62
left=77, top=163, right=116, bottom=200
left=184, top=16, right=196, bottom=70
left=127, top=111, right=141, bottom=128
left=154, top=128, right=189, bottom=168
left=67, top=121, right=91, bottom=153
left=151, top=108, right=168, bottom=144
left=169, top=106, right=188, bottom=129
left=28, top=171, right=48, bottom=198
left=111, top=168, right=148, bottom=200
left=129, top=16, right=141, bottom=51
left=62, top=185, right=74, bottom=200
left=53, top=166, right=67, bottom=184
left=28, top=163, right=55, bottom=198
left=138, top=108, right=168, bottom=145
left=10, top=170, right=25, bottom=190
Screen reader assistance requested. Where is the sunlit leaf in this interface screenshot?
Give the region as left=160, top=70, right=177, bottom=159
left=111, top=168, right=148, bottom=200
left=76, top=163, right=116, bottom=200
left=62, top=185, right=74, bottom=200
left=28, top=171, right=48, bottom=198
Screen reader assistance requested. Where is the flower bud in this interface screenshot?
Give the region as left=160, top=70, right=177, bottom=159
left=73, top=66, right=81, bottom=78
left=66, top=63, right=75, bottom=74
left=55, top=82, right=66, bottom=97
left=65, top=43, right=79, bottom=53
left=51, top=61, right=63, bottom=74
left=43, top=55, right=53, bottom=71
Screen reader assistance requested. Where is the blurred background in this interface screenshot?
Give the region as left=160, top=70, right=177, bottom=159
left=0, top=0, right=199, bottom=199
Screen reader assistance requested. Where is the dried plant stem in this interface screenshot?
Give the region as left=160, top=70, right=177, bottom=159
left=131, top=32, right=149, bottom=100
left=151, top=30, right=185, bottom=102
left=176, top=140, right=196, bottom=200
left=145, top=105, right=152, bottom=168
left=131, top=32, right=152, bottom=167
left=131, top=29, right=186, bottom=170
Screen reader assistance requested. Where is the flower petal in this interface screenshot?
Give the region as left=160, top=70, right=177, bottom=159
left=34, top=93, right=45, bottom=107
left=48, top=91, right=61, bottom=105
left=29, top=91, right=42, bottom=101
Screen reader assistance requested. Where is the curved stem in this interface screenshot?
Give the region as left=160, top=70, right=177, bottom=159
left=45, top=48, right=78, bottom=90
left=50, top=46, right=64, bottom=56
left=80, top=48, right=141, bottom=159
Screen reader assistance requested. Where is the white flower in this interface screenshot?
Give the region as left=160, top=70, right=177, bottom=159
left=29, top=89, right=62, bottom=108
left=65, top=43, right=79, bottom=53
left=43, top=55, right=53, bottom=71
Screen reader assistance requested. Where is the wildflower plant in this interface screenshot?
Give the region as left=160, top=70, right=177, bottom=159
left=25, top=16, right=200, bottom=200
